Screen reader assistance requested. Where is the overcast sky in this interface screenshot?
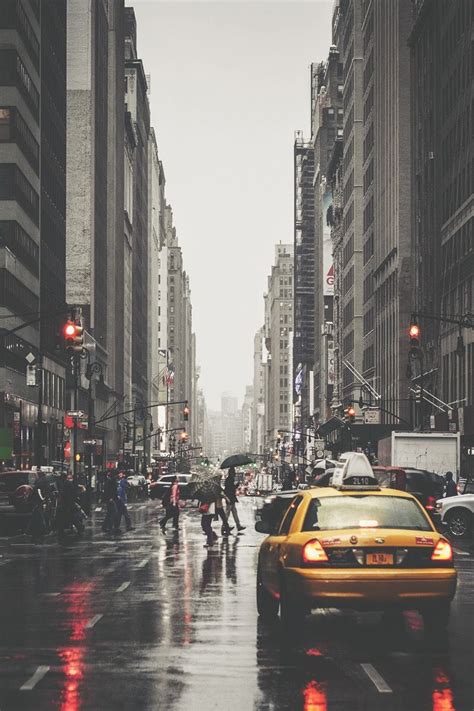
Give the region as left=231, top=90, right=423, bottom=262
left=131, top=0, right=333, bottom=410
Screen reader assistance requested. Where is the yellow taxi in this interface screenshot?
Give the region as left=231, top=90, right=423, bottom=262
left=256, top=453, right=457, bottom=633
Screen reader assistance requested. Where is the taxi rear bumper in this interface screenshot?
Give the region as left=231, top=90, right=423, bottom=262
left=284, top=566, right=457, bottom=609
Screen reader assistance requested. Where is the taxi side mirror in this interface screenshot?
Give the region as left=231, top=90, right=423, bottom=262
left=255, top=520, right=271, bottom=534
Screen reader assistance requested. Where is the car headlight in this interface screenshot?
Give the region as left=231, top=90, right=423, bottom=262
left=435, top=501, right=442, bottom=511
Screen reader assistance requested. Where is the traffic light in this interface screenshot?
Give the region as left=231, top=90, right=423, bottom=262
left=180, top=431, right=188, bottom=442
left=183, top=401, right=189, bottom=421
left=345, top=405, right=356, bottom=423
left=409, top=322, right=420, bottom=347
left=74, top=452, right=81, bottom=463
left=63, top=317, right=84, bottom=353
left=64, top=321, right=76, bottom=351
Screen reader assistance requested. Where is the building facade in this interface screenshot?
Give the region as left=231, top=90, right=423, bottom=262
left=265, top=244, right=294, bottom=447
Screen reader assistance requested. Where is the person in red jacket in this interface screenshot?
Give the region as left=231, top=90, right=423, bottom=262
left=160, top=476, right=180, bottom=532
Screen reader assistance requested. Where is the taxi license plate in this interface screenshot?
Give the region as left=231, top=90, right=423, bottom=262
left=366, top=553, right=393, bottom=566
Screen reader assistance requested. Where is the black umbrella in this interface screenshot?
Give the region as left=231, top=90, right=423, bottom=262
left=220, top=454, right=255, bottom=469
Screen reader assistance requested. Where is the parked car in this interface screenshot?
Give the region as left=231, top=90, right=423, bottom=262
left=372, top=466, right=444, bottom=515
left=126, top=473, right=148, bottom=500
left=149, top=473, right=193, bottom=500
left=435, top=476, right=474, bottom=538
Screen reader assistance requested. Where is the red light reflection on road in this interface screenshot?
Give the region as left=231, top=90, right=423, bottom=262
left=432, top=667, right=455, bottom=711
left=306, top=648, right=323, bottom=657
left=303, top=680, right=327, bottom=711
left=58, top=581, right=96, bottom=711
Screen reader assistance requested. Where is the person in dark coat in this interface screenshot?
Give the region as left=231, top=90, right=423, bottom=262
left=444, top=471, right=458, bottom=498
left=102, top=471, right=121, bottom=535
left=224, top=467, right=245, bottom=532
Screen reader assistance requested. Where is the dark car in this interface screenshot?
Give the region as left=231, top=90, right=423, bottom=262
left=372, top=466, right=444, bottom=515
left=149, top=474, right=193, bottom=500
left=255, top=490, right=298, bottom=533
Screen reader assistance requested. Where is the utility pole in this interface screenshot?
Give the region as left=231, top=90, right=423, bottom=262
left=34, top=352, right=44, bottom=468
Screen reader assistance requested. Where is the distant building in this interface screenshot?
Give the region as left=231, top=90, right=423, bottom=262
left=241, top=385, right=253, bottom=452
left=311, top=51, right=343, bottom=425
left=251, top=326, right=266, bottom=455
left=265, top=243, right=294, bottom=448
left=293, top=133, right=315, bottom=432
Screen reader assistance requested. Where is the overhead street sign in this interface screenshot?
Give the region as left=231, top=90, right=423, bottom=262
left=67, top=410, right=85, bottom=419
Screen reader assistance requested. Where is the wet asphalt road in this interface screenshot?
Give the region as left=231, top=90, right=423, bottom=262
left=0, top=500, right=473, bottom=711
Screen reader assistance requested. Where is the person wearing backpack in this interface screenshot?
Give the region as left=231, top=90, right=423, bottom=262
left=159, top=476, right=180, bottom=533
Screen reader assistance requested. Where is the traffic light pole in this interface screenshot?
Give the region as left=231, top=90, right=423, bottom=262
left=34, top=352, right=43, bottom=468
left=72, top=354, right=79, bottom=479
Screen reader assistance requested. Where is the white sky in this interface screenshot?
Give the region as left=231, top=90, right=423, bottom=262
left=131, top=0, right=333, bottom=410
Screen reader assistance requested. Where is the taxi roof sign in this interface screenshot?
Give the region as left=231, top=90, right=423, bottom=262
left=331, top=452, right=380, bottom=490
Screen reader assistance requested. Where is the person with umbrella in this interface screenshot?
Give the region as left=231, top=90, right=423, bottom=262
left=224, top=467, right=246, bottom=532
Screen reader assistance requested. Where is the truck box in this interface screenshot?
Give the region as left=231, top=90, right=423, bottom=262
left=377, top=432, right=460, bottom=479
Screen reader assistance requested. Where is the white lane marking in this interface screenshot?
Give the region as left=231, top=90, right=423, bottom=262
left=136, top=558, right=149, bottom=568
left=360, top=663, right=392, bottom=693
left=41, top=592, right=60, bottom=597
left=85, top=614, right=103, bottom=629
left=94, top=507, right=102, bottom=512
left=453, top=547, right=469, bottom=556
left=0, top=560, right=11, bottom=567
left=20, top=666, right=50, bottom=691
left=115, top=581, right=131, bottom=593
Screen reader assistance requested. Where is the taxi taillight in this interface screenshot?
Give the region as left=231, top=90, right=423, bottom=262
left=425, top=495, right=436, bottom=511
left=302, top=539, right=329, bottom=564
left=431, top=539, right=453, bottom=562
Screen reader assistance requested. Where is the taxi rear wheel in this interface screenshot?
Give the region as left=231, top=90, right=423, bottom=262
left=279, top=574, right=307, bottom=630
left=257, top=567, right=279, bottom=620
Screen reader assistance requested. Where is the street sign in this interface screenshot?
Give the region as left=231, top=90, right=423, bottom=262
left=26, top=365, right=37, bottom=386
left=25, top=352, right=36, bottom=364
left=363, top=409, right=380, bottom=424
left=124, top=442, right=132, bottom=452
left=314, top=439, right=325, bottom=451
left=67, top=410, right=85, bottom=419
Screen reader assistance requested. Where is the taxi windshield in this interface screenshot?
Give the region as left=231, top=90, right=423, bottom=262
left=302, top=495, right=431, bottom=532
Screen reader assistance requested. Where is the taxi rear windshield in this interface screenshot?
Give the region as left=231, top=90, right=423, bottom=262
left=302, top=495, right=431, bottom=532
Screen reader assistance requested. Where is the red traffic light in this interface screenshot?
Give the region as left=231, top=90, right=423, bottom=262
left=347, top=406, right=356, bottom=417
left=409, top=323, right=420, bottom=340
left=183, top=402, right=189, bottom=421
left=64, top=321, right=76, bottom=339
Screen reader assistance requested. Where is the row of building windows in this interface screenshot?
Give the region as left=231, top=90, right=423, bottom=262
left=343, top=200, right=354, bottom=234
left=343, top=233, right=354, bottom=268
left=0, top=106, right=39, bottom=172
left=0, top=51, right=40, bottom=119
left=0, top=1, right=40, bottom=67
left=363, top=272, right=373, bottom=303
left=343, top=105, right=354, bottom=144
left=363, top=344, right=374, bottom=373
left=442, top=343, right=473, bottom=408
left=363, top=48, right=374, bottom=92
left=364, top=157, right=374, bottom=194
left=441, top=218, right=473, bottom=267
left=441, top=54, right=471, bottom=123
left=364, top=85, right=374, bottom=123
left=343, top=329, right=354, bottom=356
left=363, top=123, right=374, bottom=163
left=442, top=276, right=473, bottom=318
left=0, top=220, right=39, bottom=275
left=343, top=168, right=354, bottom=206
left=343, top=265, right=354, bottom=295
left=363, top=10, right=374, bottom=53
left=343, top=298, right=354, bottom=328
left=441, top=105, right=470, bottom=171
left=442, top=158, right=471, bottom=223
left=363, top=307, right=374, bottom=336
left=0, top=163, right=39, bottom=224
left=0, top=267, right=38, bottom=316
left=363, top=196, right=374, bottom=232
left=343, top=73, right=354, bottom=113
left=363, top=233, right=374, bottom=265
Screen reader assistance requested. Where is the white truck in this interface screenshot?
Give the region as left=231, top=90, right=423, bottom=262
left=377, top=432, right=461, bottom=479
